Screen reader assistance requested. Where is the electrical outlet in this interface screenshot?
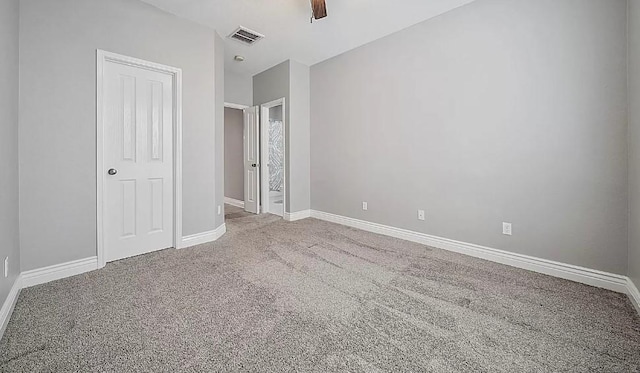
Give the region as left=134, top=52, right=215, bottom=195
left=217, top=205, right=222, bottom=215
left=4, top=257, right=8, bottom=278
left=418, top=210, right=425, bottom=221
left=362, top=202, right=368, bottom=211
left=502, top=222, right=512, bottom=236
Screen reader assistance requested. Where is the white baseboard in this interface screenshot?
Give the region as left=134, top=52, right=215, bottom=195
left=628, top=278, right=640, bottom=315
left=22, top=257, right=99, bottom=288
left=284, top=210, right=311, bottom=222
left=1, top=211, right=636, bottom=345
left=180, top=224, right=227, bottom=249
left=310, top=210, right=630, bottom=294
left=224, top=197, right=245, bottom=208
left=0, top=276, right=22, bottom=338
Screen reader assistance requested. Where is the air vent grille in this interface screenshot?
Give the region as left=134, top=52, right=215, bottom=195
left=229, top=26, right=264, bottom=46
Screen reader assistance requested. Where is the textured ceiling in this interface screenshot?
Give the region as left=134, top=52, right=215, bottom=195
left=139, top=0, right=477, bottom=75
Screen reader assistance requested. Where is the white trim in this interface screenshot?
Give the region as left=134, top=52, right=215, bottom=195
left=628, top=278, right=640, bottom=315
left=285, top=210, right=311, bottom=222
left=225, top=102, right=250, bottom=110
left=260, top=98, right=287, bottom=218
left=96, top=50, right=183, bottom=263
left=22, top=257, right=99, bottom=289
left=224, top=197, right=245, bottom=208
left=180, top=224, right=227, bottom=249
left=310, top=210, right=630, bottom=294
left=0, top=220, right=636, bottom=341
left=0, top=276, right=21, bottom=338
left=243, top=105, right=261, bottom=214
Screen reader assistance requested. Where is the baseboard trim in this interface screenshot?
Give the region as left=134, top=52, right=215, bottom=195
left=310, top=210, right=630, bottom=294
left=180, top=224, right=226, bottom=249
left=0, top=276, right=22, bottom=338
left=224, top=197, right=245, bottom=208
left=22, top=257, right=98, bottom=289
left=284, top=210, right=311, bottom=222
left=627, top=278, right=640, bottom=315
left=0, top=212, right=635, bottom=344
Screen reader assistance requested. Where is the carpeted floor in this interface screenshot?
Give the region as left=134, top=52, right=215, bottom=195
left=1, top=205, right=639, bottom=372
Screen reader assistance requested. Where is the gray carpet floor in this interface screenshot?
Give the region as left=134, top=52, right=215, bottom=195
left=1, top=204, right=639, bottom=372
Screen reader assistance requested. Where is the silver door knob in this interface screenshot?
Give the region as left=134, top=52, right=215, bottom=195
left=252, top=163, right=257, bottom=167
left=108, top=168, right=118, bottom=175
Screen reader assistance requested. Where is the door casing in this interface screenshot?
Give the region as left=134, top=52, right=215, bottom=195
left=260, top=98, right=287, bottom=217
left=96, top=50, right=183, bottom=268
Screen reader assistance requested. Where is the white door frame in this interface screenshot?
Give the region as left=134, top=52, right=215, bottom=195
left=96, top=50, right=183, bottom=268
left=224, top=102, right=249, bottom=209
left=224, top=102, right=250, bottom=110
left=260, top=98, right=287, bottom=217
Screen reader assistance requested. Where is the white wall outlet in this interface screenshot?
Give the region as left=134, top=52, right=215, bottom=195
left=502, top=222, right=512, bottom=236
left=362, top=202, right=368, bottom=211
left=4, top=257, right=8, bottom=278
left=217, top=205, right=222, bottom=215
left=418, top=210, right=425, bottom=221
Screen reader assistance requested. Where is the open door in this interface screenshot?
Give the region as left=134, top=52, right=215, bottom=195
left=243, top=106, right=260, bottom=214
left=260, top=99, right=286, bottom=218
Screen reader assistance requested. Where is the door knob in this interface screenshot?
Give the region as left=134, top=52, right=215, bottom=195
left=108, top=168, right=118, bottom=175
left=252, top=163, right=257, bottom=167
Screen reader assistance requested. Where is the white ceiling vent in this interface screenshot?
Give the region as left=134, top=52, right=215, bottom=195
left=228, top=26, right=265, bottom=46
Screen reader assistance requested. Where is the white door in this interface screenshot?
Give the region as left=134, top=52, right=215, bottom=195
left=103, top=61, right=174, bottom=262
left=260, top=106, right=270, bottom=215
left=243, top=106, right=260, bottom=214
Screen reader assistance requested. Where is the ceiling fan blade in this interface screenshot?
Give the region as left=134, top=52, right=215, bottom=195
left=311, top=0, right=327, bottom=20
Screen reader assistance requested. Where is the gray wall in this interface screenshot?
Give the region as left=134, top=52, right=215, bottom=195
left=629, top=0, right=640, bottom=288
left=311, top=0, right=628, bottom=274
left=225, top=108, right=244, bottom=201
left=254, top=60, right=311, bottom=213
left=225, top=70, right=252, bottom=107
left=215, top=33, right=225, bottom=228
left=19, top=0, right=221, bottom=270
left=254, top=61, right=290, bottom=115
left=0, top=0, right=21, bottom=309
left=289, top=61, right=311, bottom=214
left=254, top=61, right=291, bottom=210
left=270, top=105, right=283, bottom=121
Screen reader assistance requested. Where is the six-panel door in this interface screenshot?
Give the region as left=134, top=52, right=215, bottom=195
left=103, top=61, right=174, bottom=262
left=243, top=106, right=260, bottom=214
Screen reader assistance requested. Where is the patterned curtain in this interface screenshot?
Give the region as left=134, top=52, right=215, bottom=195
left=269, top=120, right=284, bottom=192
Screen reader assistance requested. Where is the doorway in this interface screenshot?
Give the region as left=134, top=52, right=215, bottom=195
left=224, top=103, right=248, bottom=209
left=260, top=98, right=286, bottom=217
left=229, top=98, right=287, bottom=217
left=96, top=50, right=183, bottom=267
